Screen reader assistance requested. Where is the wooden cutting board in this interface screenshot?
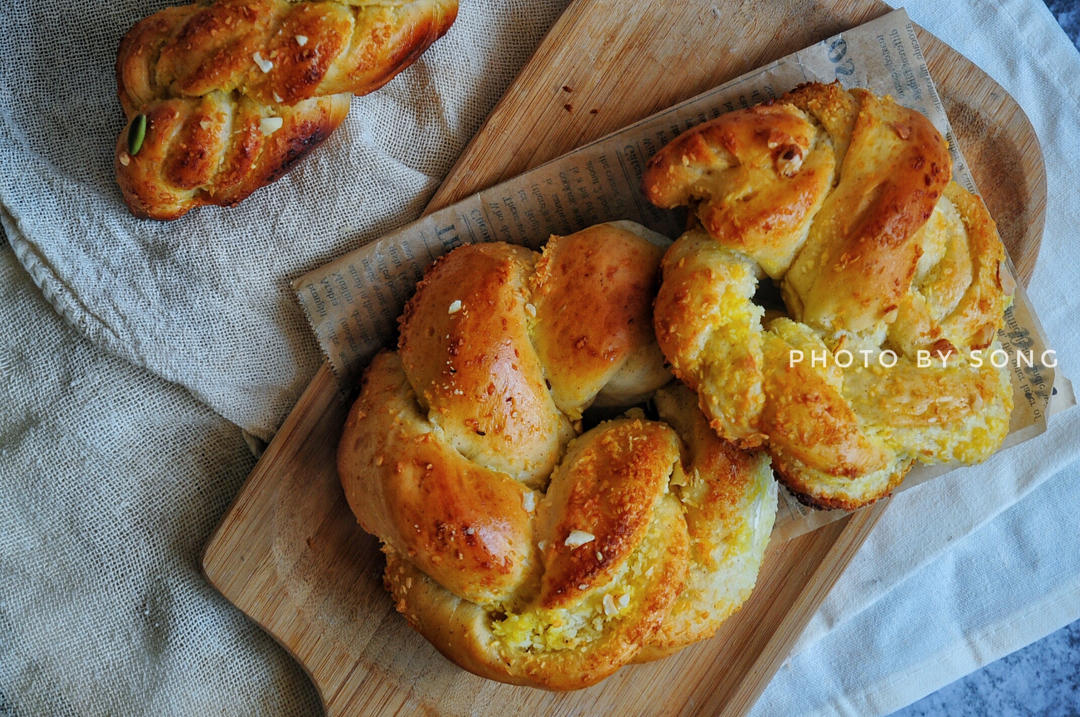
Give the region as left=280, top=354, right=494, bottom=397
left=202, top=1, right=1046, bottom=715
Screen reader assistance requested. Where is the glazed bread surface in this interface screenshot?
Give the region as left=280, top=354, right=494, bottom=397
left=645, top=82, right=1013, bottom=509
left=115, top=0, right=458, bottom=219
left=337, top=222, right=778, bottom=688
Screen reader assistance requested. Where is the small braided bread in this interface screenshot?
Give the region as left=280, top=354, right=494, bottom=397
left=337, top=222, right=777, bottom=688
left=115, top=0, right=458, bottom=219
left=644, top=82, right=1013, bottom=509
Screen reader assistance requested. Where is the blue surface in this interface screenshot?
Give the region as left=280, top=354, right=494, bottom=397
left=890, top=3, right=1080, bottom=715
left=893, top=620, right=1080, bottom=716
left=1045, top=0, right=1080, bottom=51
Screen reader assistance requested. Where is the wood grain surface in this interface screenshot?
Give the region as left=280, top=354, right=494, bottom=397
left=202, top=1, right=1046, bottom=714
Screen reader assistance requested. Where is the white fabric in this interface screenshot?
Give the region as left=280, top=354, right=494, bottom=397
left=755, top=0, right=1080, bottom=713
left=758, top=457, right=1080, bottom=716
left=0, top=0, right=1078, bottom=715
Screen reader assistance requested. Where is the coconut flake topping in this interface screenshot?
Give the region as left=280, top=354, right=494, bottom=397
left=259, top=117, right=283, bottom=135
left=564, top=530, right=595, bottom=548
left=252, top=51, right=273, bottom=73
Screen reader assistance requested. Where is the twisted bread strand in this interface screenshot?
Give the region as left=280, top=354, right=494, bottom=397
left=337, top=223, right=777, bottom=688
left=115, top=0, right=458, bottom=219
left=645, top=83, right=1013, bottom=509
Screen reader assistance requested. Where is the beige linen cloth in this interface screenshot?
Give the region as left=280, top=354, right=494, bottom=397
left=0, top=0, right=1078, bottom=714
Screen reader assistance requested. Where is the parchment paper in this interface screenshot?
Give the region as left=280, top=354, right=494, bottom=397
left=293, top=9, right=1070, bottom=541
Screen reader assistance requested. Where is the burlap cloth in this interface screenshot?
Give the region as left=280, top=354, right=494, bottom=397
left=1, top=0, right=1078, bottom=714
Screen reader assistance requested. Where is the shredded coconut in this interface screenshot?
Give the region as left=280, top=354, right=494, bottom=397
left=259, top=117, right=283, bottom=135
left=602, top=593, right=617, bottom=616
left=564, top=530, right=595, bottom=548
left=252, top=51, right=273, bottom=73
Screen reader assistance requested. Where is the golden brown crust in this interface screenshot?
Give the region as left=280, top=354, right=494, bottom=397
left=783, top=88, right=952, bottom=336
left=652, top=230, right=767, bottom=447
left=382, top=495, right=690, bottom=690
left=530, top=223, right=669, bottom=416
left=782, top=81, right=860, bottom=166
left=115, top=92, right=351, bottom=219
left=636, top=384, right=776, bottom=657
left=338, top=351, right=537, bottom=605
left=643, top=101, right=835, bottom=278
left=115, top=0, right=458, bottom=219
left=887, top=182, right=1009, bottom=354
left=536, top=419, right=679, bottom=610
left=398, top=242, right=571, bottom=487
left=645, top=83, right=1013, bottom=510
left=338, top=224, right=777, bottom=688
left=759, top=330, right=888, bottom=480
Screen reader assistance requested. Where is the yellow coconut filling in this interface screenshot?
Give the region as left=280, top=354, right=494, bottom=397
left=761, top=315, right=1012, bottom=463
left=759, top=331, right=1011, bottom=506
left=673, top=454, right=776, bottom=614
left=489, top=496, right=682, bottom=653
left=844, top=342, right=1013, bottom=464
left=692, top=267, right=766, bottom=438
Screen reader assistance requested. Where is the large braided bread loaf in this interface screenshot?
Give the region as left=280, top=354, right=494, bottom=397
left=115, top=0, right=457, bottom=219
left=644, top=82, right=1013, bottom=509
left=337, top=222, right=777, bottom=688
